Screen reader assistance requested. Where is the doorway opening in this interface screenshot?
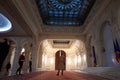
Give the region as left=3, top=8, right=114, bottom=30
left=55, top=50, right=66, bottom=70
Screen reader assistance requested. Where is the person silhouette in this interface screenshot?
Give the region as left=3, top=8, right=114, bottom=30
left=6, top=62, right=11, bottom=72
left=16, top=52, right=25, bottom=75
left=29, top=58, right=32, bottom=72
left=56, top=53, right=65, bottom=76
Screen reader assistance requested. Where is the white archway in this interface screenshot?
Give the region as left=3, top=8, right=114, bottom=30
left=37, top=39, right=87, bottom=71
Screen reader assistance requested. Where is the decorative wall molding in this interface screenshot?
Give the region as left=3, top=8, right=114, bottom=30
left=41, top=26, right=84, bottom=34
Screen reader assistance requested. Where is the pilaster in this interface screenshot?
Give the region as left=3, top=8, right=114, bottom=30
left=11, top=39, right=22, bottom=75
left=94, top=40, right=105, bottom=67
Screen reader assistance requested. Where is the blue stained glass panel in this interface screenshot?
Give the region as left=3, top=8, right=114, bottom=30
left=36, top=0, right=95, bottom=26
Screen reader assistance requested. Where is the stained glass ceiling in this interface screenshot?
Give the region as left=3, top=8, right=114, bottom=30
left=36, top=0, right=95, bottom=26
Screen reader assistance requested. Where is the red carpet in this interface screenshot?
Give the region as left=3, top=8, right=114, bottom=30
left=0, top=71, right=113, bottom=80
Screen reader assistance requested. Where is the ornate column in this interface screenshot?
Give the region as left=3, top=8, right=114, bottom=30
left=11, top=39, right=22, bottom=75
left=37, top=42, right=43, bottom=68
left=85, top=35, right=93, bottom=67
left=31, top=42, right=37, bottom=72
left=36, top=39, right=43, bottom=70
left=94, top=40, right=105, bottom=67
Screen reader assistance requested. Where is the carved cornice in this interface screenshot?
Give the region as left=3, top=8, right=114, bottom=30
left=41, top=26, right=85, bottom=34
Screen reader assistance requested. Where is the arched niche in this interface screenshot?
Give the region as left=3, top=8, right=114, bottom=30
left=20, top=39, right=33, bottom=72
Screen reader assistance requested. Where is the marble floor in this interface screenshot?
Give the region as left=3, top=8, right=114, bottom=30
left=74, top=66, right=120, bottom=80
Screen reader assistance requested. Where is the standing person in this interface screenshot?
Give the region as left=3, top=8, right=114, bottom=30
left=6, top=62, right=11, bottom=72
left=29, top=58, right=32, bottom=72
left=56, top=53, right=65, bottom=76
left=16, top=52, right=25, bottom=75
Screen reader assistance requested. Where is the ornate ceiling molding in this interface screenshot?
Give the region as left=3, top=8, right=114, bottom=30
left=48, top=0, right=81, bottom=11
left=28, top=0, right=110, bottom=35
left=41, top=26, right=85, bottom=34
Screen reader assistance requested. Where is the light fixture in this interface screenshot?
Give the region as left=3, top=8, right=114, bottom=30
left=0, top=13, right=12, bottom=32
left=21, top=48, right=25, bottom=53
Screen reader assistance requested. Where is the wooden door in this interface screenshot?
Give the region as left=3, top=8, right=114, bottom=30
left=55, top=50, right=66, bottom=70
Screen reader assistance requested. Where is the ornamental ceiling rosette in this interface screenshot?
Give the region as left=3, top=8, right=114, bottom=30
left=47, top=0, right=82, bottom=11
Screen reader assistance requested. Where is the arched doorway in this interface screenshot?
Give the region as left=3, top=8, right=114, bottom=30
left=55, top=50, right=66, bottom=70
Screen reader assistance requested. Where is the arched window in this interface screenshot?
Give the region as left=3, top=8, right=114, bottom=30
left=0, top=13, right=12, bottom=32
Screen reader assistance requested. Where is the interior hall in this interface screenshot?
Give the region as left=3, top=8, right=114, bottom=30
left=0, top=0, right=120, bottom=80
